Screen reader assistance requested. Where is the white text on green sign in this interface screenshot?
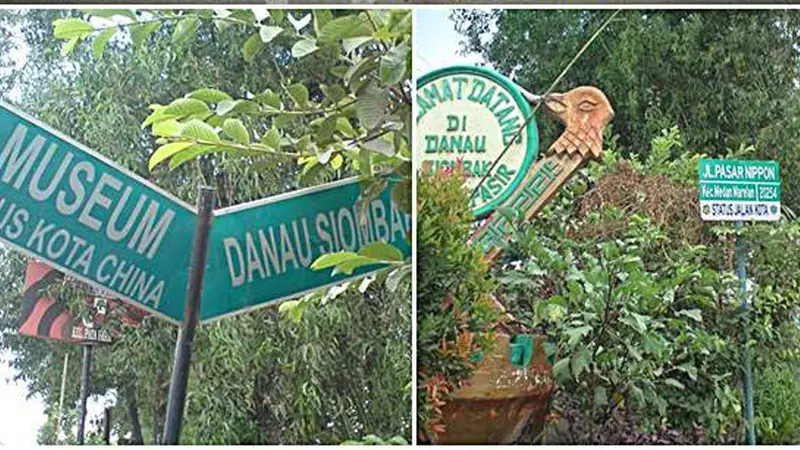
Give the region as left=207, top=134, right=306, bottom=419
left=0, top=103, right=196, bottom=323
left=699, top=159, right=780, bottom=221
left=200, top=178, right=411, bottom=322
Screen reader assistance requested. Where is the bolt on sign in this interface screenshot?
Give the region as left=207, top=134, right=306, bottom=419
left=0, top=102, right=197, bottom=324
left=699, top=159, right=781, bottom=221
left=201, top=178, right=411, bottom=322
left=416, top=66, right=539, bottom=217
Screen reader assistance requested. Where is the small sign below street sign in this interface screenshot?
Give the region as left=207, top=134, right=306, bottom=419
left=699, top=159, right=781, bottom=221
left=200, top=178, right=411, bottom=322
left=0, top=102, right=197, bottom=324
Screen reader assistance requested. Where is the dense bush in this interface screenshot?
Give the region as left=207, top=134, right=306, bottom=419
left=416, top=168, right=501, bottom=441
left=495, top=129, right=800, bottom=444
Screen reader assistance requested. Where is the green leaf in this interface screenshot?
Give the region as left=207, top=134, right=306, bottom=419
left=53, top=18, right=94, bottom=40
left=254, top=89, right=281, bottom=109
left=92, top=28, right=116, bottom=59
left=553, top=357, right=571, bottom=382
left=291, top=39, right=319, bottom=59
left=677, top=308, right=703, bottom=322
left=356, top=84, right=387, bottom=130
left=343, top=37, right=372, bottom=55
left=357, top=242, right=403, bottom=262
left=321, top=85, right=346, bottom=103
left=330, top=154, right=344, bottom=170
left=565, top=325, right=592, bottom=348
left=362, top=135, right=395, bottom=156
left=676, top=363, right=698, bottom=381
left=379, top=43, right=409, bottom=85
left=242, top=33, right=265, bottom=63
left=152, top=119, right=183, bottom=137
left=259, top=25, right=283, bottom=44
left=273, top=114, right=296, bottom=129
left=172, top=16, right=199, bottom=45
left=215, top=99, right=253, bottom=117
left=278, top=300, right=305, bottom=324
left=80, top=9, right=137, bottom=20
left=187, top=88, right=232, bottom=104
left=313, top=10, right=334, bottom=35
left=149, top=142, right=194, bottom=170
left=336, top=118, right=356, bottom=138
left=223, top=119, right=249, bottom=145
left=269, top=10, right=285, bottom=25
left=179, top=119, right=220, bottom=143
left=287, top=83, right=310, bottom=108
left=318, top=14, right=372, bottom=42
left=261, top=128, right=281, bottom=149
left=311, top=252, right=360, bottom=270
left=571, top=349, right=591, bottom=379
left=330, top=65, right=349, bottom=79
left=663, top=378, right=685, bottom=390
left=168, top=144, right=218, bottom=169
left=163, top=98, right=210, bottom=119
left=61, top=37, right=80, bottom=56
left=391, top=179, right=411, bottom=213
left=348, top=57, right=378, bottom=87
left=130, top=21, right=160, bottom=48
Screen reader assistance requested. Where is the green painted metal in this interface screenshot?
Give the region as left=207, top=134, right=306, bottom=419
left=699, top=159, right=780, bottom=221
left=509, top=334, right=534, bottom=369
left=200, top=178, right=411, bottom=322
left=0, top=102, right=196, bottom=324
left=735, top=221, right=756, bottom=445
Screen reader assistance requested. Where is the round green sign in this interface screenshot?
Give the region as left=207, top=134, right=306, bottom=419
left=416, top=66, right=539, bottom=218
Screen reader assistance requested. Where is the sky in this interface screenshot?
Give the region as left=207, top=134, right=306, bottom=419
left=415, top=9, right=488, bottom=78
left=0, top=351, right=47, bottom=446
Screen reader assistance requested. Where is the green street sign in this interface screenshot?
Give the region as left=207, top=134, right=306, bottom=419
left=0, top=102, right=410, bottom=325
left=416, top=66, right=539, bottom=218
left=0, top=102, right=196, bottom=324
left=200, top=178, right=411, bottom=322
left=699, top=159, right=781, bottom=221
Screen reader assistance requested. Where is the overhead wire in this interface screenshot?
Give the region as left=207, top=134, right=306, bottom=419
left=467, top=9, right=622, bottom=205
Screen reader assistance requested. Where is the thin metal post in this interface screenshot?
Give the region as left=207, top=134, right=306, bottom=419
left=162, top=187, right=215, bottom=445
left=103, top=407, right=112, bottom=445
left=55, top=352, right=69, bottom=444
left=736, top=221, right=755, bottom=445
left=77, top=345, right=93, bottom=445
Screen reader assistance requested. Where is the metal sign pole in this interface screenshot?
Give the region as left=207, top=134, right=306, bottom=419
left=76, top=345, right=93, bottom=445
left=162, top=187, right=215, bottom=445
left=735, top=221, right=755, bottom=445
left=103, top=407, right=112, bottom=445
left=55, top=352, right=69, bottom=444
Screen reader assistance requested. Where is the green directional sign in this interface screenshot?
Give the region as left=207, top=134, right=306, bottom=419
left=699, top=159, right=781, bottom=221
left=0, top=102, right=196, bottom=323
left=0, top=102, right=410, bottom=325
left=200, top=178, right=411, bottom=322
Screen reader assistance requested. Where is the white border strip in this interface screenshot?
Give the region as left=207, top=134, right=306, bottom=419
left=410, top=6, right=419, bottom=443
left=214, top=176, right=362, bottom=216
left=199, top=266, right=386, bottom=324
left=700, top=180, right=780, bottom=186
